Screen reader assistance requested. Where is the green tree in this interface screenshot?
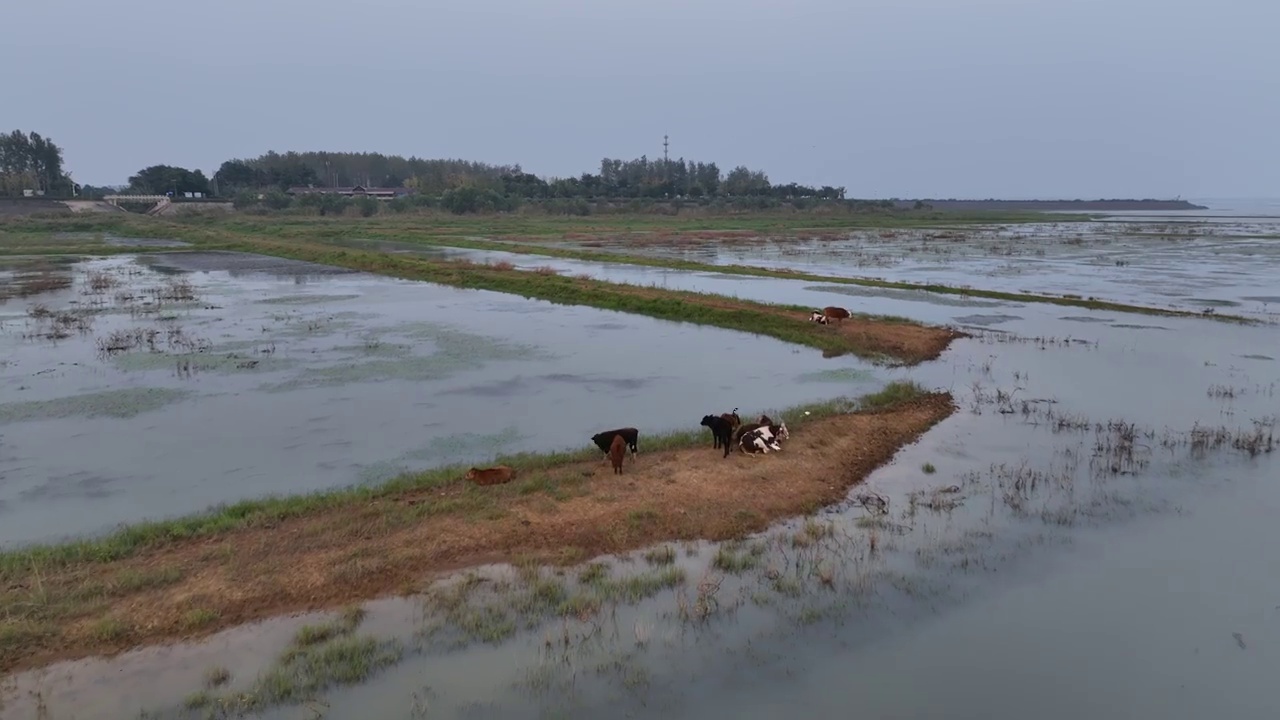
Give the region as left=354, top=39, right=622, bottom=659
left=128, top=165, right=211, bottom=196
left=0, top=129, right=71, bottom=196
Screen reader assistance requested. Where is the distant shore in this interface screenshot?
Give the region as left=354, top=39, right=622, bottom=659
left=892, top=199, right=1209, bottom=212
left=0, top=196, right=1209, bottom=219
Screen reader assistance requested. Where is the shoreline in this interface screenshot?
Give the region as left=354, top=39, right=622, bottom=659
left=0, top=388, right=955, bottom=675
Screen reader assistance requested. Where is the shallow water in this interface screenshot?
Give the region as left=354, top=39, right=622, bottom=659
left=527, top=217, right=1280, bottom=319
left=4, top=236, right=1279, bottom=719
left=0, top=253, right=893, bottom=547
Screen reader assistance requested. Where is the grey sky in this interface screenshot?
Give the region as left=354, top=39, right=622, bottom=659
left=5, top=0, right=1276, bottom=198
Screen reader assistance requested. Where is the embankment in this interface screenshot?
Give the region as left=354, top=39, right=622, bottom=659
left=0, top=388, right=956, bottom=674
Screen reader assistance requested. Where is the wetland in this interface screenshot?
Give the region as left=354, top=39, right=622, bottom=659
left=1, top=208, right=1277, bottom=719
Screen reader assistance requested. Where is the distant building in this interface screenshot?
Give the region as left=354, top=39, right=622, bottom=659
left=286, top=184, right=414, bottom=201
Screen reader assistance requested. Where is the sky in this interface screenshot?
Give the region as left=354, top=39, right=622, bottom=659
left=3, top=0, right=1277, bottom=198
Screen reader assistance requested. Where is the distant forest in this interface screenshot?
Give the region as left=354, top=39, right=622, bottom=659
left=206, top=151, right=847, bottom=202
left=1, top=129, right=1208, bottom=215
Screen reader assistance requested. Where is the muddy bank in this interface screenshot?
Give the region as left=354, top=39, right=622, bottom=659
left=0, top=392, right=954, bottom=674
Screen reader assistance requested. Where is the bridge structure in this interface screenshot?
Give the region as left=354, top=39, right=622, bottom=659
left=103, top=194, right=169, bottom=205
left=103, top=194, right=172, bottom=215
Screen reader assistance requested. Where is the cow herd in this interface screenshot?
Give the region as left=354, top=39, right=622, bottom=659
left=462, top=411, right=795, bottom=487
left=699, top=409, right=790, bottom=458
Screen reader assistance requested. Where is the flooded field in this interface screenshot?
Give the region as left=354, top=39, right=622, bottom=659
left=3, top=229, right=1278, bottom=719
left=0, top=252, right=895, bottom=547
left=534, top=218, right=1280, bottom=319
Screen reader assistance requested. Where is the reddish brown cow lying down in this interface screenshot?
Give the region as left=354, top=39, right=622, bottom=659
left=464, top=465, right=517, bottom=486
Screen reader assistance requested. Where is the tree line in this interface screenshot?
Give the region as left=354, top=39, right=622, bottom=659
left=0, top=130, right=72, bottom=197
left=2, top=128, right=848, bottom=207
left=207, top=151, right=846, bottom=201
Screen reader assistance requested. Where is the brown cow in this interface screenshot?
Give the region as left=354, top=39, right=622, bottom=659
left=609, top=434, right=627, bottom=475
left=464, top=465, right=517, bottom=486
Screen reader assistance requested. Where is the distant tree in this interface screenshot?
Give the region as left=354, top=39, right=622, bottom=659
left=0, top=129, right=72, bottom=197
left=295, top=191, right=349, bottom=216
left=232, top=190, right=260, bottom=210
left=128, top=165, right=211, bottom=196
left=213, top=160, right=263, bottom=195
left=722, top=165, right=769, bottom=196
left=355, top=196, right=379, bottom=217
left=262, top=190, right=293, bottom=210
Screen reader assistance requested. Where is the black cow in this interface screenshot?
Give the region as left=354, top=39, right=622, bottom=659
left=591, top=427, right=638, bottom=463
left=700, top=415, right=734, bottom=458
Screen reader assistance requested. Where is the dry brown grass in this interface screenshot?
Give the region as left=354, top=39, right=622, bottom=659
left=0, top=393, right=954, bottom=674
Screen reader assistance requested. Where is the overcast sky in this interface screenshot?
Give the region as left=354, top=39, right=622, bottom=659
left=4, top=0, right=1276, bottom=198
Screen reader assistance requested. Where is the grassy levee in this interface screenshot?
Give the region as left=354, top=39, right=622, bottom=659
left=0, top=384, right=956, bottom=673
left=168, top=237, right=964, bottom=365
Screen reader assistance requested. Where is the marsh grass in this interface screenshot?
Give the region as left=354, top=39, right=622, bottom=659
left=421, top=564, right=686, bottom=649
left=203, top=665, right=232, bottom=689
left=194, top=605, right=400, bottom=716
left=643, top=545, right=677, bottom=566
left=858, top=380, right=927, bottom=410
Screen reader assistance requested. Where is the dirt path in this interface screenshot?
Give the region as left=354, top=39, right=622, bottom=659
left=0, top=393, right=955, bottom=675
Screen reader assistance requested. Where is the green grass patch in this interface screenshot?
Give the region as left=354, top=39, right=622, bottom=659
left=712, top=545, right=760, bottom=574
left=88, top=616, right=129, bottom=643
left=181, top=608, right=220, bottom=630
left=858, top=380, right=927, bottom=410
